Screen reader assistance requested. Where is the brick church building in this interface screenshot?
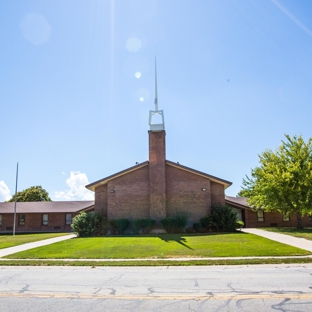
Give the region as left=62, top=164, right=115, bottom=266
left=2, top=70, right=312, bottom=233
left=86, top=79, right=232, bottom=225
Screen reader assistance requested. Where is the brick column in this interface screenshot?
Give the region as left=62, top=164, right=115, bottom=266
left=149, top=130, right=166, bottom=221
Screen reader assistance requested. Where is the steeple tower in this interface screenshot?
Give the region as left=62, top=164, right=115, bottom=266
left=148, top=58, right=166, bottom=221
left=149, top=58, right=165, bottom=131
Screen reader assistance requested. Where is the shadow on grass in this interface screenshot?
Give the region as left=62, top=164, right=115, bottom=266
left=156, top=235, right=193, bottom=250
left=74, top=232, right=248, bottom=250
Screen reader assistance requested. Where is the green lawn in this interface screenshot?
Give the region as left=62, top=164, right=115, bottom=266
left=0, top=233, right=71, bottom=249
left=262, top=227, right=312, bottom=241
left=5, top=232, right=310, bottom=259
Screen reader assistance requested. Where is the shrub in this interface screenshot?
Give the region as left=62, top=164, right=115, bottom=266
left=71, top=212, right=108, bottom=237
left=209, top=205, right=239, bottom=232
left=161, top=210, right=190, bottom=233
left=200, top=216, right=213, bottom=229
left=193, top=222, right=201, bottom=232
left=160, top=217, right=178, bottom=233
left=174, top=210, right=190, bottom=229
left=236, top=220, right=244, bottom=230
left=111, top=219, right=130, bottom=234
left=132, top=219, right=156, bottom=234
left=185, top=227, right=195, bottom=233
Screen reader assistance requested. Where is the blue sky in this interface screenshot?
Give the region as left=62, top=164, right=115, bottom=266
left=1, top=0, right=312, bottom=201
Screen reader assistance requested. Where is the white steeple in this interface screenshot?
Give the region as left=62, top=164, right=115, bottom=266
left=149, top=58, right=165, bottom=131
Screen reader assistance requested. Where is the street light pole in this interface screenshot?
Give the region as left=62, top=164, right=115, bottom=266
left=13, top=162, right=18, bottom=236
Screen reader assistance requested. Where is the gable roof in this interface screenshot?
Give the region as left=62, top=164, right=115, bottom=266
left=166, top=160, right=232, bottom=189
left=0, top=201, right=94, bottom=214
left=86, top=160, right=232, bottom=191
left=225, top=196, right=250, bottom=209
left=86, top=161, right=149, bottom=191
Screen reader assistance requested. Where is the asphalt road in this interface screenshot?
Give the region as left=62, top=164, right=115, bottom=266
left=1, top=264, right=312, bottom=311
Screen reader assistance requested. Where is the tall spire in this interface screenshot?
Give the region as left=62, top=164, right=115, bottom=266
left=154, top=57, right=158, bottom=111
left=149, top=57, right=165, bottom=131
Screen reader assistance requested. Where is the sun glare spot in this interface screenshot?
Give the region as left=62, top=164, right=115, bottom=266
left=137, top=88, right=150, bottom=102
left=20, top=13, right=51, bottom=45
left=135, top=72, right=141, bottom=78
left=126, top=37, right=142, bottom=52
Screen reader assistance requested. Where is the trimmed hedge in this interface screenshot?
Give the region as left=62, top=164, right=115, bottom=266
left=132, top=219, right=156, bottom=234
left=161, top=210, right=190, bottom=233
left=111, top=219, right=130, bottom=234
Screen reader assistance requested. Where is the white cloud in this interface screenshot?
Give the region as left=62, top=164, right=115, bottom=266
left=0, top=181, right=11, bottom=202
left=54, top=171, right=94, bottom=201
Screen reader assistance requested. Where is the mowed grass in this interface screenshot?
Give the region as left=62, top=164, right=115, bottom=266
left=262, top=227, right=312, bottom=241
left=0, top=233, right=71, bottom=249
left=5, top=233, right=310, bottom=259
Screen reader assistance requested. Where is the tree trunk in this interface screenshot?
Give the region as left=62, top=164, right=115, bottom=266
left=296, top=212, right=303, bottom=229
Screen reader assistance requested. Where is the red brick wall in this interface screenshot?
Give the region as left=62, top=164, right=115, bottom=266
left=107, top=166, right=150, bottom=220
left=94, top=184, right=107, bottom=214
left=166, top=165, right=212, bottom=223
left=0, top=213, right=76, bottom=233
left=211, top=181, right=225, bottom=206
left=244, top=209, right=312, bottom=228
left=149, top=130, right=166, bottom=221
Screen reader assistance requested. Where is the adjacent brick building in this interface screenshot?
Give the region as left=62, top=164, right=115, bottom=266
left=225, top=196, right=312, bottom=228
left=0, top=201, right=93, bottom=233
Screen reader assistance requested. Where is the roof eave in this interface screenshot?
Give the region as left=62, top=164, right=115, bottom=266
left=85, top=161, right=149, bottom=192
left=166, top=160, right=232, bottom=189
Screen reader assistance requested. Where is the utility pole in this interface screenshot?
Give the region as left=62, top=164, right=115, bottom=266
left=13, top=162, right=18, bottom=236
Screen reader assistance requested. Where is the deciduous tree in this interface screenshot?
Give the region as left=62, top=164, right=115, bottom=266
left=238, top=135, right=312, bottom=229
left=7, top=185, right=51, bottom=202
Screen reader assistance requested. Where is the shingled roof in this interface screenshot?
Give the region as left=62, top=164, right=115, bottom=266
left=0, top=201, right=94, bottom=214
left=86, top=160, right=232, bottom=192
left=225, top=196, right=250, bottom=209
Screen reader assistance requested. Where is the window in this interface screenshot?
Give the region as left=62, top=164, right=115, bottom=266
left=19, top=214, right=25, bottom=225
left=309, top=215, right=312, bottom=221
left=0, top=214, right=2, bottom=226
left=65, top=214, right=72, bottom=225
left=257, top=210, right=264, bottom=222
left=42, top=214, right=48, bottom=226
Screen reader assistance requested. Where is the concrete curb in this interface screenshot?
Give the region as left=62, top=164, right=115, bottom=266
left=1, top=255, right=312, bottom=262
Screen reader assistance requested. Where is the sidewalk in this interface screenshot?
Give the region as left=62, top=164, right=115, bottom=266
left=241, top=228, right=312, bottom=252
left=0, top=234, right=76, bottom=258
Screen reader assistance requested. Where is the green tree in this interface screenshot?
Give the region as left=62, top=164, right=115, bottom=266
left=7, top=185, right=51, bottom=202
left=239, top=135, right=312, bottom=229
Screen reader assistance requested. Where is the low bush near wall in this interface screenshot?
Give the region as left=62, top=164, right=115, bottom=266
left=160, top=217, right=179, bottom=233
left=209, top=205, right=239, bottom=232
left=111, top=219, right=130, bottom=235
left=132, top=219, right=156, bottom=234
left=71, top=212, right=108, bottom=237
left=161, top=210, right=190, bottom=233
left=200, top=216, right=213, bottom=229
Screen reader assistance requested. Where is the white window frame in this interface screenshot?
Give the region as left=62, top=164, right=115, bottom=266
left=65, top=214, right=72, bottom=225
left=42, top=214, right=48, bottom=226
left=257, top=210, right=264, bottom=222
left=19, top=214, right=25, bottom=225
